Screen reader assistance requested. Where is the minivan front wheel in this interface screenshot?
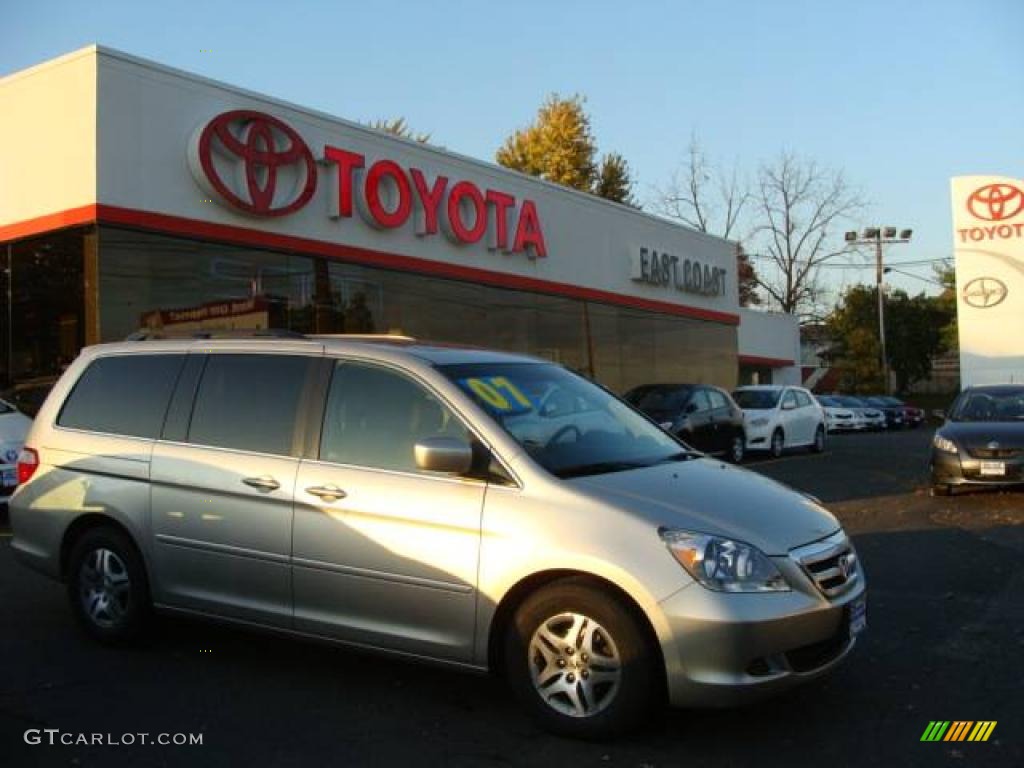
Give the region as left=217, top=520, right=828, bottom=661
left=770, top=428, right=785, bottom=458
left=505, top=579, right=657, bottom=739
left=67, top=527, right=151, bottom=644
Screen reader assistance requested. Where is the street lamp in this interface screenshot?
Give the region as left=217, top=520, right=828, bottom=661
left=844, top=226, right=913, bottom=394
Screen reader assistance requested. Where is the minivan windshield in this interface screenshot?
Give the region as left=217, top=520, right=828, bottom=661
left=950, top=388, right=1024, bottom=422
left=732, top=389, right=781, bottom=410
left=440, top=362, right=689, bottom=478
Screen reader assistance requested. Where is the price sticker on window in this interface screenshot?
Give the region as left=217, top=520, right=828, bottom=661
left=459, top=376, right=534, bottom=415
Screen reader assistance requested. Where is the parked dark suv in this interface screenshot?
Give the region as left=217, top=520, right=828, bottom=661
left=624, top=383, right=747, bottom=463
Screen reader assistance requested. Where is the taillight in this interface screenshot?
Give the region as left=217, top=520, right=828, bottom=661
left=16, top=447, right=39, bottom=485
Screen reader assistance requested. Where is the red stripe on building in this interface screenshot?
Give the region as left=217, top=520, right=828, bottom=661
left=739, top=354, right=794, bottom=368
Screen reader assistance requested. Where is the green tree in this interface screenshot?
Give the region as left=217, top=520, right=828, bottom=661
left=934, top=262, right=958, bottom=352
left=594, top=152, right=637, bottom=206
left=367, top=117, right=431, bottom=144
left=496, top=94, right=636, bottom=205
left=826, top=284, right=954, bottom=394
left=736, top=244, right=762, bottom=307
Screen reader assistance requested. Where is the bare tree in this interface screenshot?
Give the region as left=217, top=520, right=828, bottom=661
left=655, top=136, right=760, bottom=305
left=655, top=135, right=749, bottom=239
left=750, top=153, right=865, bottom=321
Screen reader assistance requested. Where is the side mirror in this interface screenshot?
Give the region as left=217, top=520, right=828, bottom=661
left=781, top=400, right=796, bottom=411
left=684, top=402, right=699, bottom=414
left=414, top=436, right=473, bottom=474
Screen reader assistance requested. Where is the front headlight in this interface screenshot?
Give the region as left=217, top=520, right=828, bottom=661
left=749, top=417, right=770, bottom=427
left=659, top=529, right=790, bottom=592
left=933, top=434, right=958, bottom=454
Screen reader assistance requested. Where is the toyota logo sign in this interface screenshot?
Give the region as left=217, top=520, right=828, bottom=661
left=189, top=110, right=317, bottom=217
left=966, top=183, right=1024, bottom=222
left=961, top=277, right=1008, bottom=309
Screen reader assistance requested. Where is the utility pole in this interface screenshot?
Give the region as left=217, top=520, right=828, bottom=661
left=845, top=227, right=913, bottom=394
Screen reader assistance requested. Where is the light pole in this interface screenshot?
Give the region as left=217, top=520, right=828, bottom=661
left=844, top=227, right=913, bottom=394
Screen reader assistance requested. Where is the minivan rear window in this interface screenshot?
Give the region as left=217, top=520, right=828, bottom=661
left=58, top=354, right=185, bottom=438
left=187, top=354, right=313, bottom=456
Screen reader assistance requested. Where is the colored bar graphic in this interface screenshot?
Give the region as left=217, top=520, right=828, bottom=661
left=922, top=720, right=996, bottom=742
left=921, top=721, right=950, bottom=741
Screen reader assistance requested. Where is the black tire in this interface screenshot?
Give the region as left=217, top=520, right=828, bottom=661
left=66, top=526, right=151, bottom=644
left=812, top=424, right=826, bottom=453
left=770, top=428, right=785, bottom=459
left=504, top=578, right=659, bottom=740
left=729, top=432, right=746, bottom=464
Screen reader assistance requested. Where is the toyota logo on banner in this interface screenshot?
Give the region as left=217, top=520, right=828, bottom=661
left=189, top=110, right=317, bottom=217
left=966, top=183, right=1024, bottom=222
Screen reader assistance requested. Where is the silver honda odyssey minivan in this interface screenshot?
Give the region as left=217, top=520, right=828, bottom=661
left=9, top=336, right=866, bottom=738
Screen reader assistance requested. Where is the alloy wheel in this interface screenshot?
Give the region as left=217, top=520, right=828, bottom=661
left=528, top=612, right=621, bottom=718
left=78, top=548, right=131, bottom=629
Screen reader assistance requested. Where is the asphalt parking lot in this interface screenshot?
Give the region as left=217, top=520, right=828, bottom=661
left=1, top=426, right=1021, bottom=767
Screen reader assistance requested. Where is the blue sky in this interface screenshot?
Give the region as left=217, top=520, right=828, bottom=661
left=4, top=0, right=1022, bottom=300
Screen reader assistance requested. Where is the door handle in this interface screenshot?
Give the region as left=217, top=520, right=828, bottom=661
left=305, top=484, right=347, bottom=502
left=242, top=475, right=281, bottom=492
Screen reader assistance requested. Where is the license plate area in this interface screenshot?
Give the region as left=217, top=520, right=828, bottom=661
left=980, top=461, right=1006, bottom=476
left=1, top=468, right=15, bottom=487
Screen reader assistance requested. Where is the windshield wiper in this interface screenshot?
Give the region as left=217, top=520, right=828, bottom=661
left=652, top=450, right=702, bottom=463
left=555, top=461, right=648, bottom=479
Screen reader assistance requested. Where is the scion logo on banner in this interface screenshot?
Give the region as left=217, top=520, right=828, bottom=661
left=961, top=277, right=1008, bottom=309
left=189, top=110, right=548, bottom=258
left=189, top=110, right=318, bottom=217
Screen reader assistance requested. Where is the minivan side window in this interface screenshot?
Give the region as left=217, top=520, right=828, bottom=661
left=320, top=361, right=471, bottom=473
left=57, top=354, right=185, bottom=439
left=187, top=354, right=313, bottom=456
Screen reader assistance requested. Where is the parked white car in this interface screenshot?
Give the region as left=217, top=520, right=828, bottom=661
left=816, top=395, right=866, bottom=432
left=0, top=398, right=32, bottom=502
left=732, top=385, right=827, bottom=458
left=835, top=396, right=887, bottom=431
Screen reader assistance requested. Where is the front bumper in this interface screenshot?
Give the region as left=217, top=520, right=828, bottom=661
left=932, top=449, right=1024, bottom=487
left=657, top=537, right=865, bottom=707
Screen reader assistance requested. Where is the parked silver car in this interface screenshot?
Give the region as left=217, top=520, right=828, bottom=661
left=9, top=337, right=866, bottom=738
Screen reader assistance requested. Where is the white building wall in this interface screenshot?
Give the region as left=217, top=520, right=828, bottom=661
left=737, top=308, right=801, bottom=385
left=0, top=48, right=97, bottom=231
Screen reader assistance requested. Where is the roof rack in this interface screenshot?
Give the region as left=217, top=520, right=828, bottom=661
left=126, top=328, right=308, bottom=341
left=308, top=333, right=417, bottom=343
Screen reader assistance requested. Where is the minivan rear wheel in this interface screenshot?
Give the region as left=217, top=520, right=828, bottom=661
left=504, top=579, right=658, bottom=739
left=67, top=527, right=151, bottom=644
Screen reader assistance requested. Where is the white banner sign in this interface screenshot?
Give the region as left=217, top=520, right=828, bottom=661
left=951, top=175, right=1024, bottom=386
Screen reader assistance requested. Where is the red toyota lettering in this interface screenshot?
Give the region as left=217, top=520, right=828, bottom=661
left=446, top=181, right=487, bottom=244
left=513, top=200, right=548, bottom=258
left=485, top=190, right=515, bottom=251
left=323, top=146, right=364, bottom=218
left=363, top=159, right=412, bottom=228
left=410, top=168, right=448, bottom=235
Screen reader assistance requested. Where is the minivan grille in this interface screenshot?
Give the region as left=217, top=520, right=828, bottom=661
left=791, top=534, right=859, bottom=597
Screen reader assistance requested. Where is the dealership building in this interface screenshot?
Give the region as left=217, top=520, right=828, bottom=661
left=0, top=46, right=799, bottom=395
